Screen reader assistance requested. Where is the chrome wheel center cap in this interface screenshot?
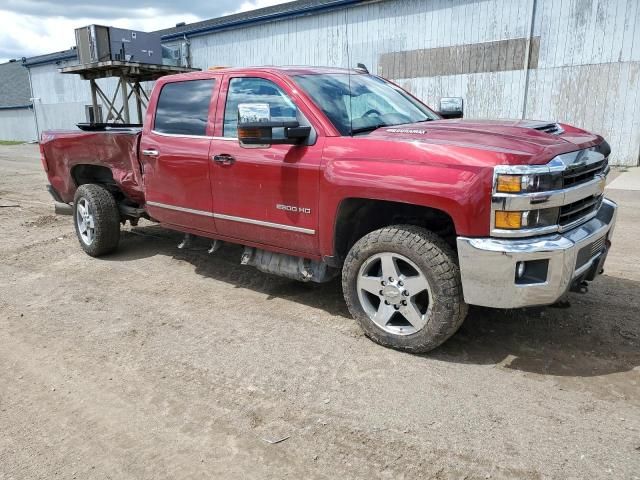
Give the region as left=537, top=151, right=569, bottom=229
left=382, top=285, right=402, bottom=304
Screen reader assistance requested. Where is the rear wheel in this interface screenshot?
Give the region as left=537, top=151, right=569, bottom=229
left=73, top=184, right=120, bottom=257
left=342, top=225, right=467, bottom=353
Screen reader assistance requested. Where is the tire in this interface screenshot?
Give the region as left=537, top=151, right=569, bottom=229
left=342, top=225, right=468, bottom=353
left=73, top=184, right=120, bottom=257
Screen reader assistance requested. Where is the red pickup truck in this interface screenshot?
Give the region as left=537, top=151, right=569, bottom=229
left=40, top=66, right=617, bottom=352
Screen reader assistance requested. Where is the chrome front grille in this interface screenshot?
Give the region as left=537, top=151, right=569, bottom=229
left=491, top=146, right=610, bottom=238
left=562, top=158, right=608, bottom=188
left=559, top=194, right=603, bottom=227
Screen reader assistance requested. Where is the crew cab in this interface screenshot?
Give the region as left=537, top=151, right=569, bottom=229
left=40, top=66, right=617, bottom=353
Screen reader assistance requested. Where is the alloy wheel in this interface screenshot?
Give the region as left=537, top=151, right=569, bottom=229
left=76, top=198, right=96, bottom=246
left=356, top=252, right=432, bottom=336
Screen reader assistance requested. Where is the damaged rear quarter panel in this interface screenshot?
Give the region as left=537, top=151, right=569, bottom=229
left=41, top=130, right=144, bottom=204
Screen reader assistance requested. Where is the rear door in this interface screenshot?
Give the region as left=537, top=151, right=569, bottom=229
left=208, top=73, right=324, bottom=254
left=140, top=77, right=219, bottom=233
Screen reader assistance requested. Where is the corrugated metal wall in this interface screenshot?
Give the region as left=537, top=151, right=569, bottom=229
left=525, top=0, right=640, bottom=168
left=0, top=108, right=37, bottom=141
left=28, top=0, right=640, bottom=165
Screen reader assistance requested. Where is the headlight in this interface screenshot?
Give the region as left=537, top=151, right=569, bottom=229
left=495, top=173, right=563, bottom=193
left=494, top=207, right=560, bottom=230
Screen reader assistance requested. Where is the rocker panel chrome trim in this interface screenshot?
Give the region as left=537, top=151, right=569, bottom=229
left=145, top=201, right=316, bottom=234
left=213, top=213, right=316, bottom=234
left=146, top=201, right=213, bottom=217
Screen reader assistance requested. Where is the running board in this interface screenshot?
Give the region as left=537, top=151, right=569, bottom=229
left=54, top=202, right=73, bottom=216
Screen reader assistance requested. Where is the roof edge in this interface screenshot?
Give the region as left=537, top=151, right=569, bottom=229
left=162, top=0, right=365, bottom=40
left=0, top=104, right=32, bottom=110
left=24, top=50, right=77, bottom=68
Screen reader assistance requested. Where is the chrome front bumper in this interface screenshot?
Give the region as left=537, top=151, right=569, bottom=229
left=456, top=198, right=618, bottom=308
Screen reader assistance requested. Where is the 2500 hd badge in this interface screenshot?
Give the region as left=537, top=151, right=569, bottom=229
left=276, top=204, right=311, bottom=214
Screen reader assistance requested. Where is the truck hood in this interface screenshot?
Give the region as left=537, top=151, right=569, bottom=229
left=367, top=119, right=602, bottom=164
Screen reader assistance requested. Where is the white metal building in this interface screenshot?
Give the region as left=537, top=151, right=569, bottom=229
left=11, top=0, right=640, bottom=165
left=0, top=60, right=37, bottom=142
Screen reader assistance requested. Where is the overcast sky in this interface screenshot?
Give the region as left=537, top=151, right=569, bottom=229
left=0, top=0, right=291, bottom=63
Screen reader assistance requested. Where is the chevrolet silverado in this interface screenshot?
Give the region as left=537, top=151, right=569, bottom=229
left=40, top=66, right=617, bottom=352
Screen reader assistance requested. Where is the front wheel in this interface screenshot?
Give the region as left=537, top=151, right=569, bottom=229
left=73, top=184, right=120, bottom=257
left=342, top=225, right=468, bottom=353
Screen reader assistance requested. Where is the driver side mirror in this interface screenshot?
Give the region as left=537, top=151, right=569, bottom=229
left=237, top=103, right=311, bottom=146
left=438, top=97, right=464, bottom=119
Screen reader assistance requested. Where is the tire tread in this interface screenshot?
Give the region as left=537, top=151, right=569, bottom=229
left=73, top=184, right=120, bottom=257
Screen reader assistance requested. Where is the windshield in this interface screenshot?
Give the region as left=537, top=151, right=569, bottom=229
left=294, top=73, right=438, bottom=136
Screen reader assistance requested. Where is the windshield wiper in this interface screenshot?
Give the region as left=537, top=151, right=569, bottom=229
left=350, top=123, right=387, bottom=135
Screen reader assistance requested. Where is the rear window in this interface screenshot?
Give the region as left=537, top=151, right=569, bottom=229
left=154, top=79, right=215, bottom=136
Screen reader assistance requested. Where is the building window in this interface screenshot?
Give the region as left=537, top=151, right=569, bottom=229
left=153, top=79, right=215, bottom=136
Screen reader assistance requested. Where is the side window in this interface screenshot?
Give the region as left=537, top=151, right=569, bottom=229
left=154, top=79, right=215, bottom=136
left=223, top=77, right=297, bottom=138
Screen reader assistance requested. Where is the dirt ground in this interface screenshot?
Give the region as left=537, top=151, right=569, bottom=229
left=0, top=143, right=638, bottom=480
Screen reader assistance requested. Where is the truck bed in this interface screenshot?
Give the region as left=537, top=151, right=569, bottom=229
left=41, top=129, right=145, bottom=204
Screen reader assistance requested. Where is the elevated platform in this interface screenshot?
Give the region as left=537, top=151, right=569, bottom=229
left=59, top=61, right=199, bottom=125
left=60, top=61, right=198, bottom=81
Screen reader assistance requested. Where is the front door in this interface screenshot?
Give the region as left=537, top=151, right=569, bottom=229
left=140, top=77, right=218, bottom=233
left=208, top=74, right=323, bottom=254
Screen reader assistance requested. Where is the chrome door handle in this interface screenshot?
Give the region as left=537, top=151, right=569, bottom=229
left=142, top=149, right=159, bottom=157
left=212, top=154, right=235, bottom=165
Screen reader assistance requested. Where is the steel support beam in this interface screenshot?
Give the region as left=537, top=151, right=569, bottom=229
left=133, top=82, right=143, bottom=123
left=89, top=79, right=100, bottom=122
left=120, top=76, right=130, bottom=124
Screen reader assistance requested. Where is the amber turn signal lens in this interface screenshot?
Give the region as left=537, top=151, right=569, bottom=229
left=496, top=175, right=522, bottom=193
left=495, top=211, right=523, bottom=229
